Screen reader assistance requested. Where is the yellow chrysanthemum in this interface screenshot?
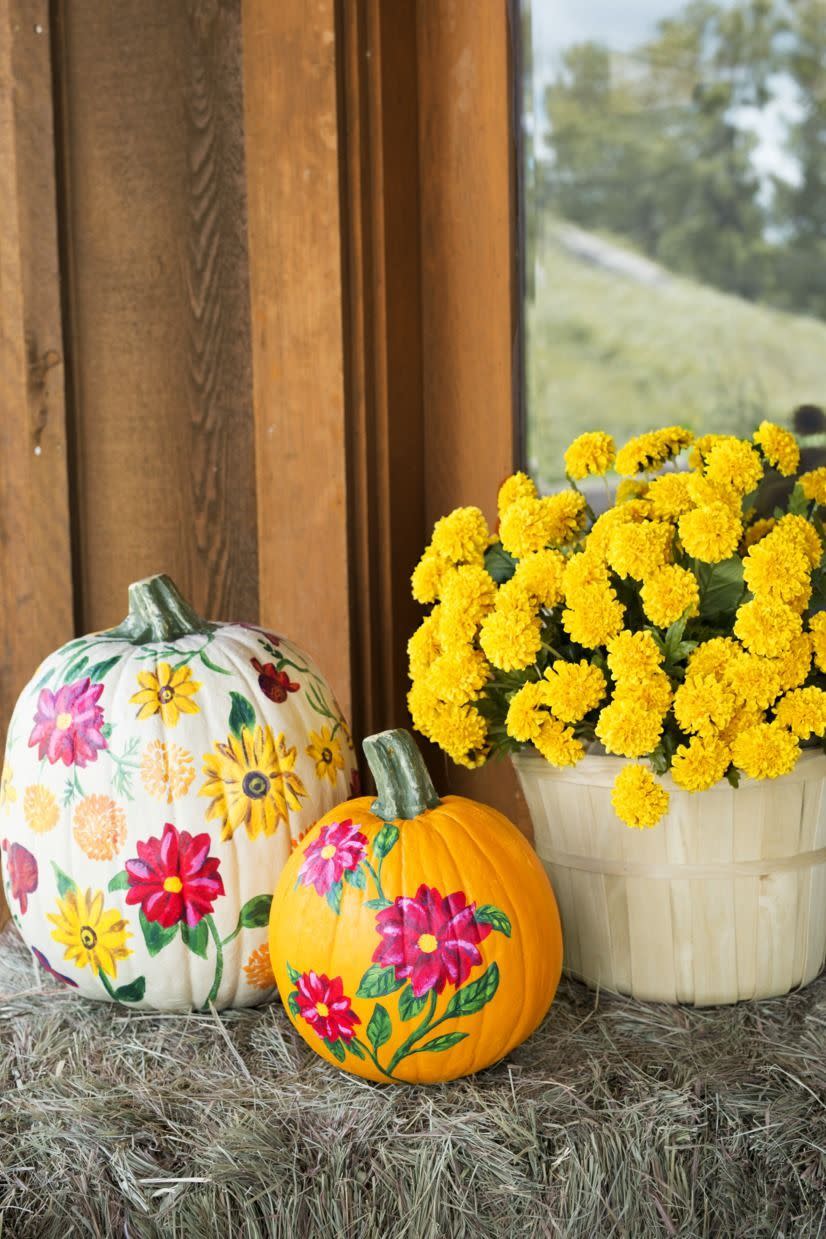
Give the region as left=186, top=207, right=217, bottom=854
left=775, top=514, right=822, bottom=568
left=685, top=472, right=742, bottom=513
left=640, top=564, right=699, bottom=628
left=753, top=420, right=800, bottom=477
left=595, top=699, right=664, bottom=758
left=616, top=479, right=649, bottom=503
left=734, top=597, right=803, bottom=658
left=130, top=662, right=201, bottom=726
left=439, top=564, right=498, bottom=638
left=533, top=716, right=584, bottom=767
left=201, top=726, right=308, bottom=841
left=479, top=602, right=542, bottom=671
left=615, top=427, right=693, bottom=476
left=611, top=765, right=669, bottom=829
left=306, top=726, right=345, bottom=786
left=773, top=687, right=826, bottom=741
left=512, top=549, right=566, bottom=608
left=561, top=585, right=625, bottom=650
left=500, top=493, right=586, bottom=557
left=740, top=517, right=776, bottom=553
left=809, top=613, right=826, bottom=673
left=411, top=551, right=451, bottom=604
left=564, top=431, right=616, bottom=480
left=678, top=503, right=742, bottom=563
left=673, top=674, right=737, bottom=737
left=140, top=740, right=195, bottom=804
left=0, top=762, right=16, bottom=812
left=48, top=887, right=131, bottom=978
left=615, top=668, right=673, bottom=716
left=704, top=438, right=763, bottom=495
left=731, top=722, right=799, bottom=780
left=408, top=611, right=442, bottom=678
left=799, top=467, right=826, bottom=505
left=497, top=471, right=537, bottom=517
left=587, top=500, right=650, bottom=559
left=23, top=784, right=59, bottom=833
left=407, top=682, right=447, bottom=744
left=670, top=735, right=731, bottom=792
left=429, top=703, right=488, bottom=768
left=685, top=637, right=739, bottom=681
left=723, top=650, right=782, bottom=710
left=424, top=648, right=490, bottom=705
left=429, top=506, right=490, bottom=565
left=541, top=491, right=589, bottom=546
left=718, top=702, right=765, bottom=747
left=543, top=660, right=606, bottom=724
left=607, top=520, right=673, bottom=580
left=72, top=794, right=127, bottom=861
left=769, top=632, right=812, bottom=691
left=742, top=533, right=811, bottom=604
left=689, top=433, right=738, bottom=470
left=505, top=680, right=553, bottom=743
left=645, top=472, right=694, bottom=520
left=562, top=549, right=611, bottom=602
left=606, top=629, right=663, bottom=679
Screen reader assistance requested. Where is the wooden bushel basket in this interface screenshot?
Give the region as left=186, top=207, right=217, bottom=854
left=513, top=750, right=826, bottom=1006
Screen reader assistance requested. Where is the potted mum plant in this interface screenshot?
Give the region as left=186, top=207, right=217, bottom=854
left=407, top=423, right=826, bottom=1005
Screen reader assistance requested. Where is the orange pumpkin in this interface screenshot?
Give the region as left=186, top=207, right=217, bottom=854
left=269, top=729, right=562, bottom=1083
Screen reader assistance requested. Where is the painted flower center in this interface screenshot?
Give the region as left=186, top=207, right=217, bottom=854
left=316, top=1002, right=330, bottom=1018
left=158, top=686, right=175, bottom=704
left=163, top=875, right=183, bottom=894
left=55, top=712, right=73, bottom=731
left=80, top=925, right=97, bottom=950
left=321, top=748, right=333, bottom=764
left=320, top=844, right=337, bottom=860
left=417, top=933, right=439, bottom=954
left=242, top=771, right=271, bottom=799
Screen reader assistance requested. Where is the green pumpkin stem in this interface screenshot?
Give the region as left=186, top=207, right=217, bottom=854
left=363, top=729, right=440, bottom=820
left=107, top=574, right=214, bottom=644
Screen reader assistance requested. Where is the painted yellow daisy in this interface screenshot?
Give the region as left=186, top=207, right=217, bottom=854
left=130, top=662, right=201, bottom=726
left=0, top=761, right=16, bottom=812
left=201, top=725, right=308, bottom=841
left=306, top=726, right=345, bottom=785
left=24, top=784, right=59, bottom=833
left=140, top=739, right=195, bottom=803
left=73, top=794, right=127, bottom=861
left=48, top=887, right=132, bottom=977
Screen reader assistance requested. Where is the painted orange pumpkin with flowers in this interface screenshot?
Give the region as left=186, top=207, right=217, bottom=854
left=269, top=729, right=562, bottom=1083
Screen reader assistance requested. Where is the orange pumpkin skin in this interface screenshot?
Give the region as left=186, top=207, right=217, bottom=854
left=269, top=750, right=562, bottom=1085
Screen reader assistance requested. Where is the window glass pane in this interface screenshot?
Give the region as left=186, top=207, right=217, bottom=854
left=520, top=0, right=826, bottom=490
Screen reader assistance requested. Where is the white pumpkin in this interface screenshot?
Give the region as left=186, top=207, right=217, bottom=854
left=0, top=574, right=357, bottom=1010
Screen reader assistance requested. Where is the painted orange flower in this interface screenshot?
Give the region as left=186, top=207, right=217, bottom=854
left=140, top=740, right=195, bottom=803
left=73, top=794, right=127, bottom=861
left=244, top=943, right=276, bottom=990
left=23, top=784, right=59, bottom=834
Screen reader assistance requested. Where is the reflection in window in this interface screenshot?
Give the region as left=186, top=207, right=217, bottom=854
left=519, top=0, right=826, bottom=490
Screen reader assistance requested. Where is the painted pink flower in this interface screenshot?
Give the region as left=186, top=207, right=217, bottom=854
left=31, top=946, right=78, bottom=987
left=29, top=676, right=107, bottom=767
left=299, top=819, right=367, bottom=896
left=125, top=822, right=225, bottom=928
left=251, top=658, right=300, bottom=703
left=372, top=884, right=492, bottom=997
left=295, top=970, right=361, bottom=1043
left=1, top=839, right=37, bottom=913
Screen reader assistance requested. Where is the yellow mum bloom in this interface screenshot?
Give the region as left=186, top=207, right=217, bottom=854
left=723, top=650, right=782, bottom=710
left=799, top=467, right=826, bottom=505
left=543, top=660, right=606, bottom=724
left=562, top=549, right=611, bottom=602
left=430, top=506, right=490, bottom=565
left=742, top=533, right=811, bottom=604
left=670, top=735, right=731, bottom=792
left=512, top=549, right=566, bottom=607
left=411, top=551, right=451, bottom=604
left=497, top=471, right=537, bottom=517
left=407, top=682, right=447, bottom=743
left=615, top=427, right=693, bottom=476
left=611, top=765, right=669, bottom=829
left=596, top=699, right=664, bottom=757
left=640, top=564, right=699, bottom=627
left=424, top=648, right=490, bottom=705
left=561, top=585, right=625, bottom=649
left=718, top=702, right=765, bottom=747
left=533, top=716, right=584, bottom=767
left=734, top=597, right=803, bottom=658
left=673, top=674, right=736, bottom=737
left=689, top=433, right=738, bottom=469
left=479, top=602, right=542, bottom=671
left=48, top=887, right=131, bottom=978
left=775, top=514, right=822, bottom=568
left=201, top=726, right=308, bottom=841
left=645, top=472, right=693, bottom=520
left=686, top=637, right=739, bottom=681
left=439, top=564, right=498, bottom=636
left=616, top=479, right=649, bottom=503
left=505, top=680, right=553, bottom=743
left=615, top=669, right=673, bottom=717
left=408, top=611, right=442, bottom=678
left=740, top=517, right=776, bottom=553
left=704, top=438, right=763, bottom=495
left=429, top=703, right=488, bottom=768
left=753, top=420, right=800, bottom=477
left=500, top=492, right=587, bottom=557
left=564, top=431, right=616, bottom=480
left=769, top=632, right=812, bottom=691
left=678, top=503, right=742, bottom=563
left=130, top=662, right=201, bottom=727
left=587, top=500, right=650, bottom=559
left=773, top=687, right=826, bottom=741
left=685, top=473, right=741, bottom=512
left=731, top=722, right=799, bottom=780
left=607, top=520, right=673, bottom=580
left=606, top=629, right=663, bottom=679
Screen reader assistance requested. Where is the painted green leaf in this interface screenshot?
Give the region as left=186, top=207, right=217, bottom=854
left=107, top=870, right=129, bottom=893
left=373, top=823, right=400, bottom=860
left=343, top=865, right=366, bottom=890
left=346, top=1038, right=365, bottom=1060
left=398, top=985, right=427, bottom=1021
left=475, top=905, right=512, bottom=938
left=34, top=666, right=56, bottom=691
left=51, top=862, right=77, bottom=899
left=324, top=1037, right=346, bottom=1063
left=199, top=649, right=231, bottom=675
left=112, top=976, right=146, bottom=1003
left=286, top=960, right=301, bottom=984
left=326, top=881, right=343, bottom=915
left=366, top=1004, right=392, bottom=1052
left=364, top=897, right=392, bottom=911
left=443, top=962, right=500, bottom=1019
left=416, top=1031, right=468, bottom=1053
left=287, top=991, right=301, bottom=1017
left=63, top=655, right=89, bottom=682
left=86, top=656, right=122, bottom=683
left=181, top=919, right=209, bottom=959
left=237, top=893, right=272, bottom=929
left=696, top=556, right=745, bottom=618
left=140, top=910, right=179, bottom=957
left=356, top=964, right=405, bottom=999
left=228, top=691, right=257, bottom=738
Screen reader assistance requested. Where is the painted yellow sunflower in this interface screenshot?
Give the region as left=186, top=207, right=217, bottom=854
left=200, top=725, right=307, bottom=841
left=140, top=739, right=195, bottom=803
left=243, top=943, right=276, bottom=990
left=0, top=761, right=17, bottom=812
left=306, top=726, right=345, bottom=785
left=130, top=662, right=201, bottom=726
left=23, top=784, right=59, bottom=833
left=48, top=887, right=132, bottom=977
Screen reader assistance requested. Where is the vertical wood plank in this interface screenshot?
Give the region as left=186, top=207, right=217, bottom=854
left=242, top=0, right=352, bottom=716
left=54, top=0, right=257, bottom=628
left=0, top=0, right=74, bottom=924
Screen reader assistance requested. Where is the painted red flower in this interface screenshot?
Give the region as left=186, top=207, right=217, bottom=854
left=372, top=884, right=492, bottom=997
left=125, top=822, right=225, bottom=928
left=1, top=839, right=37, bottom=913
left=295, top=970, right=361, bottom=1043
left=299, top=819, right=367, bottom=896
left=29, top=676, right=107, bottom=767
left=31, top=946, right=78, bottom=987
left=251, top=658, right=300, bottom=703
